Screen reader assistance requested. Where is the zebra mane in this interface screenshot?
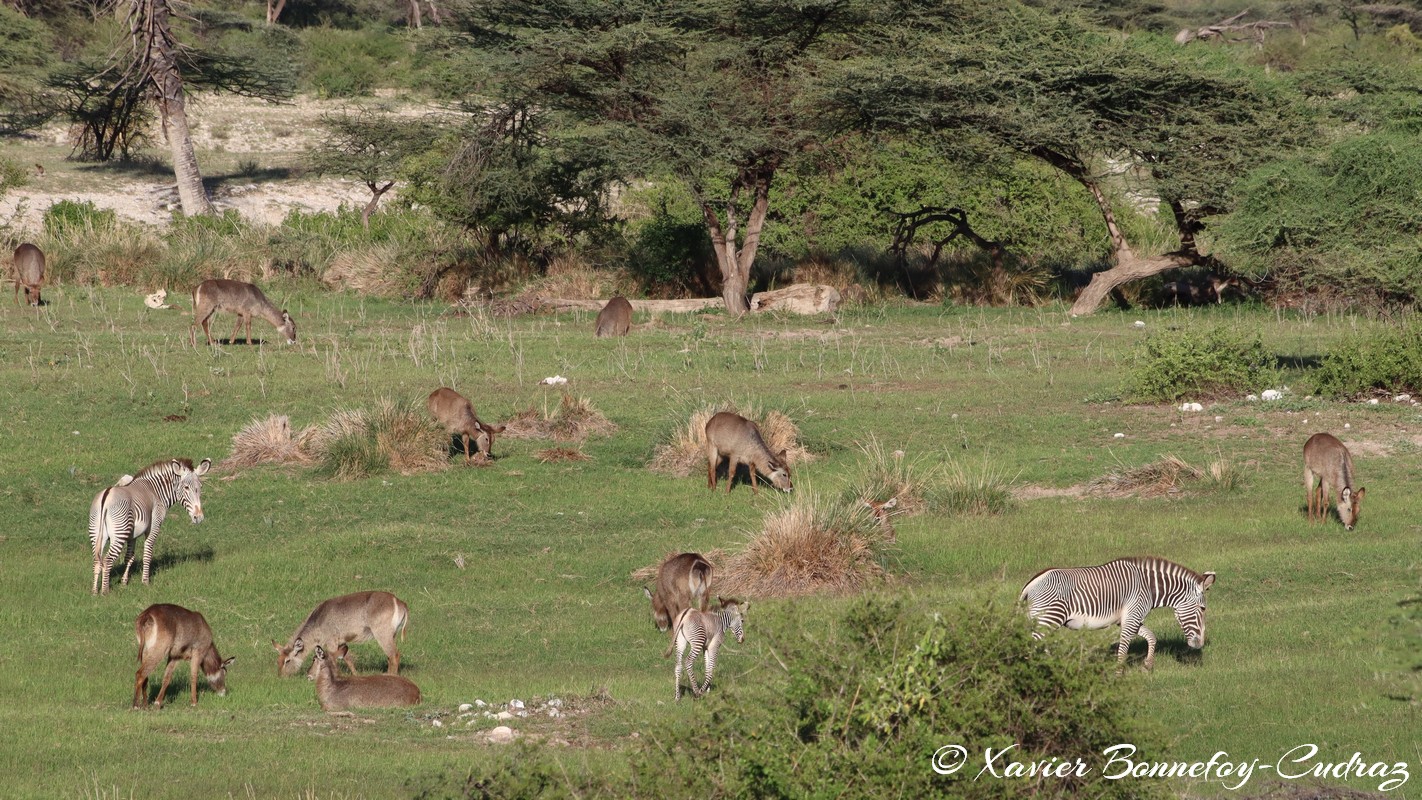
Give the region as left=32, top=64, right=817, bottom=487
left=134, top=458, right=193, bottom=479
left=1121, top=556, right=1207, bottom=584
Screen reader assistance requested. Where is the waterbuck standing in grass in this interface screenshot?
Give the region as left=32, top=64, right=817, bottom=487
left=1304, top=432, right=1366, bottom=530
left=273, top=591, right=409, bottom=678
left=12, top=243, right=43, bottom=306
left=673, top=597, right=746, bottom=700
left=1020, top=556, right=1215, bottom=675
left=704, top=412, right=792, bottom=494
left=594, top=296, right=632, bottom=337
left=645, top=552, right=713, bottom=656
left=89, top=458, right=211, bottom=595
left=312, top=645, right=420, bottom=711
left=133, top=604, right=234, bottom=709
left=190, top=279, right=296, bottom=346
left=427, top=387, right=506, bottom=462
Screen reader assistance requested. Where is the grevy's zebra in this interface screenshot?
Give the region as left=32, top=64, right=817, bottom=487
left=1020, top=556, right=1215, bottom=674
left=89, top=458, right=211, bottom=595
left=672, top=598, right=746, bottom=700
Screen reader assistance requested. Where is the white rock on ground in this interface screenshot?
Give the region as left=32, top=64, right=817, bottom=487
left=487, top=726, right=515, bottom=744
left=1261, top=389, right=1283, bottom=401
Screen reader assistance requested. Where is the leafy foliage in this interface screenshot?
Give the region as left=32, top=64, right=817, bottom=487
left=1312, top=322, right=1422, bottom=399
left=1125, top=326, right=1273, bottom=401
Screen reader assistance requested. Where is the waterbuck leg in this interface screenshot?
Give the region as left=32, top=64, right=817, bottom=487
left=462, top=433, right=472, bottom=463
left=725, top=456, right=738, bottom=494
left=707, top=450, right=719, bottom=490
left=155, top=659, right=181, bottom=708
left=229, top=314, right=243, bottom=345
left=189, top=656, right=201, bottom=705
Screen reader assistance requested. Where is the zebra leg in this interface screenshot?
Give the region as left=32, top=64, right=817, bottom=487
left=141, top=529, right=158, bottom=585
left=700, top=641, right=719, bottom=695
left=1029, top=601, right=1067, bottom=641
left=1115, top=604, right=1150, bottom=675
left=674, top=640, right=686, bottom=701
left=1139, top=625, right=1157, bottom=671
left=121, top=534, right=139, bottom=585
left=103, top=540, right=124, bottom=595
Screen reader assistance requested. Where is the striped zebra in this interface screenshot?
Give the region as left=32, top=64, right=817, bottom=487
left=89, top=458, right=211, bottom=595
left=1019, top=556, right=1215, bottom=674
left=672, top=597, right=746, bottom=700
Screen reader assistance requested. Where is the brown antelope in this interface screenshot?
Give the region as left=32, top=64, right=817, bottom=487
left=190, top=279, right=296, bottom=346
left=864, top=496, right=899, bottom=540
left=704, top=411, right=792, bottom=494
left=312, top=644, right=421, bottom=711
left=12, top=243, right=44, bottom=306
left=273, top=591, right=409, bottom=678
left=133, top=604, right=234, bottom=709
left=1304, top=433, right=1366, bottom=530
left=594, top=296, right=632, bottom=337
left=673, top=597, right=746, bottom=700
left=427, top=387, right=507, bottom=462
left=644, top=552, right=713, bottom=657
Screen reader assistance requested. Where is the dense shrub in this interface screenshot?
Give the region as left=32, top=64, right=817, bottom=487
left=1312, top=323, right=1422, bottom=399
left=301, top=26, right=411, bottom=97
left=43, top=199, right=117, bottom=238
left=413, top=599, right=1164, bottom=800
left=1125, top=326, right=1273, bottom=402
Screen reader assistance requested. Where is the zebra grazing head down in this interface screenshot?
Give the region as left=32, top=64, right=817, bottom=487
left=1019, top=556, right=1216, bottom=674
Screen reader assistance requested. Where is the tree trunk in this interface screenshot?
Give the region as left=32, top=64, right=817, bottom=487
left=407, top=0, right=422, bottom=28
left=695, top=163, right=775, bottom=317
left=362, top=180, right=394, bottom=229
left=266, top=0, right=286, bottom=24
left=140, top=0, right=213, bottom=216
left=1069, top=251, right=1195, bottom=316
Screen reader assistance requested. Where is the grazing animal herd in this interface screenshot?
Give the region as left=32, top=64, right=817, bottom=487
left=20, top=271, right=1366, bottom=709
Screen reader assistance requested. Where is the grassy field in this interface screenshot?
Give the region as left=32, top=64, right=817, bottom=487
left=0, top=287, right=1417, bottom=799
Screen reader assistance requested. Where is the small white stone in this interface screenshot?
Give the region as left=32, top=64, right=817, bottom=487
left=458, top=704, right=473, bottom=713
left=548, top=698, right=562, bottom=707
left=1134, top=320, right=1146, bottom=328
left=510, top=699, right=525, bottom=709
left=496, top=711, right=514, bottom=720
left=1344, top=423, right=1351, bottom=429
left=1113, top=432, right=1125, bottom=439
left=475, top=699, right=487, bottom=708
left=432, top=719, right=443, bottom=728
left=1369, top=398, right=1380, bottom=405
left=1246, top=394, right=1259, bottom=401
left=488, top=726, right=515, bottom=744
left=1214, top=416, right=1224, bottom=423
left=1396, top=394, right=1412, bottom=403
left=548, top=708, right=560, bottom=718
left=1261, top=389, right=1283, bottom=401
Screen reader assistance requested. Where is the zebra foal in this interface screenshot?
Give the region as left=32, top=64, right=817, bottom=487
left=672, top=597, right=746, bottom=700
left=1020, top=556, right=1215, bottom=675
left=89, top=458, right=211, bottom=595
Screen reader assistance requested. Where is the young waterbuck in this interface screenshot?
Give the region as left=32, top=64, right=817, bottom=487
left=312, top=645, right=421, bottom=711
left=133, top=604, right=234, bottom=709
left=427, top=387, right=507, bottom=462
left=1304, top=433, right=1366, bottom=530
left=673, top=597, right=747, bottom=700
left=705, top=412, right=792, bottom=494
left=190, top=279, right=296, bottom=346
left=12, top=243, right=44, bottom=306
left=273, top=591, right=409, bottom=678
left=594, top=296, right=632, bottom=337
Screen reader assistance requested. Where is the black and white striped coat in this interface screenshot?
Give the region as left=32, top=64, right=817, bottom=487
left=89, top=458, right=210, bottom=595
left=1020, top=556, right=1215, bottom=674
left=672, top=598, right=746, bottom=700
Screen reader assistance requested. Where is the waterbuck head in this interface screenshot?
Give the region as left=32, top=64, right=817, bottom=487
left=278, top=310, right=297, bottom=345
left=475, top=421, right=505, bottom=458
left=273, top=637, right=306, bottom=678
left=767, top=450, right=793, bottom=493
left=1338, top=487, right=1366, bottom=531
left=175, top=458, right=211, bottom=524
left=202, top=650, right=236, bottom=697
left=718, top=597, right=748, bottom=643
left=1176, top=572, right=1216, bottom=650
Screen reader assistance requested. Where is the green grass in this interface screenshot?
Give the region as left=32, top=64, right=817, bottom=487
left=0, top=293, right=1416, bottom=798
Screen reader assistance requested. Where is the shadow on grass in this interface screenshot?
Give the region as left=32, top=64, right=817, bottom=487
left=1276, top=354, right=1323, bottom=370
left=151, top=544, right=216, bottom=573
left=205, top=166, right=294, bottom=191
left=1123, top=637, right=1204, bottom=670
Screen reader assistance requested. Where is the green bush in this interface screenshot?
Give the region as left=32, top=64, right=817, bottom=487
left=1125, top=326, right=1272, bottom=402
left=43, top=199, right=117, bottom=238
left=1312, top=323, right=1422, bottom=399
left=0, top=157, right=26, bottom=195
left=417, top=599, right=1163, bottom=800
left=301, top=26, right=410, bottom=97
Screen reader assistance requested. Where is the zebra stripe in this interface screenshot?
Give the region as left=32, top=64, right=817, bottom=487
left=672, top=599, right=746, bottom=700
left=1019, top=556, right=1215, bottom=674
left=89, top=458, right=210, bottom=595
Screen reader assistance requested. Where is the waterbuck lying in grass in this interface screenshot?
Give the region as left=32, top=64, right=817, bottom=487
left=427, top=387, right=507, bottom=462
left=190, top=279, right=296, bottom=346
left=705, top=412, right=792, bottom=494
left=1304, top=432, right=1366, bottom=530
left=673, top=597, right=747, bottom=700
left=133, top=604, right=234, bottom=709
left=594, top=296, right=632, bottom=337
left=312, top=645, right=420, bottom=711
left=12, top=243, right=43, bottom=306
left=273, top=591, right=409, bottom=678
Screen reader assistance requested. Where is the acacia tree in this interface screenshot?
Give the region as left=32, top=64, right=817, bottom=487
left=455, top=0, right=872, bottom=314
left=834, top=1, right=1305, bottom=313
left=308, top=109, right=442, bottom=228
left=126, top=0, right=212, bottom=215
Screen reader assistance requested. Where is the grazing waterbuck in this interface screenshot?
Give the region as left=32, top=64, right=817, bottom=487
left=312, top=645, right=421, bottom=711
left=594, top=296, right=632, bottom=337
left=1020, top=556, right=1215, bottom=675
left=273, top=591, right=409, bottom=678
left=12, top=243, right=44, bottom=306
left=133, top=604, right=234, bottom=709
left=89, top=458, right=211, bottom=595
left=1304, top=433, right=1366, bottom=530
left=427, top=387, right=507, bottom=462
left=704, top=412, right=792, bottom=494
left=644, top=552, right=713, bottom=633
left=673, top=597, right=747, bottom=700
left=190, top=279, right=296, bottom=346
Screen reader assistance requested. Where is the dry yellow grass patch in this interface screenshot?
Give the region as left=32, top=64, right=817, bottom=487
left=1087, top=454, right=1200, bottom=498
left=535, top=446, right=591, bottom=463
left=221, top=413, right=315, bottom=469
left=322, top=243, right=404, bottom=295
left=304, top=399, right=448, bottom=480
left=647, top=402, right=811, bottom=477
left=501, top=394, right=616, bottom=442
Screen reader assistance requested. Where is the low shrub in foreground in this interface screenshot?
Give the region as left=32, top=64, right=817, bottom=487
left=1125, top=326, right=1272, bottom=402
left=1312, top=323, right=1422, bottom=399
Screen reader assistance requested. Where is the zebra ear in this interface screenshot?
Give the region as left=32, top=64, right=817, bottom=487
left=1201, top=572, right=1216, bottom=590
left=195, top=458, right=212, bottom=476
left=116, top=474, right=135, bottom=486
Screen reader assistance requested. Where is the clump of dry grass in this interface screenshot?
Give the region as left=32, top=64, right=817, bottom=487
left=221, top=413, right=314, bottom=469
left=305, top=399, right=448, bottom=480
left=535, top=446, right=590, bottom=463
left=501, top=394, right=616, bottom=442
left=1087, top=454, right=1202, bottom=498
left=715, top=493, right=889, bottom=599
left=839, top=437, right=933, bottom=516
left=321, top=244, right=404, bottom=296
left=518, top=253, right=639, bottom=300
left=648, top=402, right=811, bottom=477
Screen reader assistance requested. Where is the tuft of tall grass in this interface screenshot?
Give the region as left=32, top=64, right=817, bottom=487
left=926, top=456, right=1017, bottom=515
left=1088, top=454, right=1245, bottom=498
left=306, top=400, right=447, bottom=480
left=502, top=394, right=615, bottom=442
left=221, top=413, right=314, bottom=469
left=839, top=437, right=934, bottom=515
left=647, top=401, right=810, bottom=477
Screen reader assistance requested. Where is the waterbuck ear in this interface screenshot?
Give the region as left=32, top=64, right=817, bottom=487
left=195, top=458, right=212, bottom=476
left=1341, top=487, right=1352, bottom=502
left=313, top=645, right=326, bottom=659
left=1356, top=487, right=1366, bottom=500
left=292, top=638, right=304, bottom=653
left=642, top=587, right=653, bottom=600
left=270, top=639, right=284, bottom=653
left=777, top=449, right=789, bottom=464
left=222, top=656, right=236, bottom=668
left=1201, top=572, right=1216, bottom=590
left=282, top=310, right=291, bottom=321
